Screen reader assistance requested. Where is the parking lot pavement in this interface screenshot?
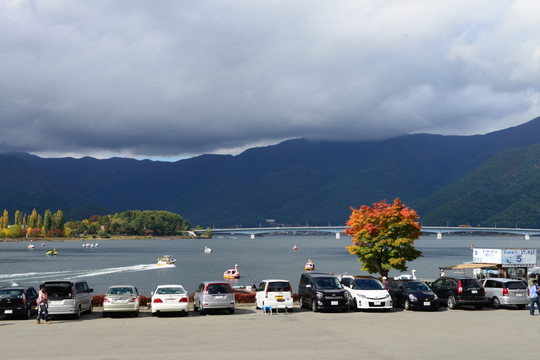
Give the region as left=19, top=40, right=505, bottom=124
left=1, top=305, right=537, bottom=359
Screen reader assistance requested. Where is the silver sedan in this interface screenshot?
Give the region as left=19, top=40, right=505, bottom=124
left=102, top=285, right=140, bottom=317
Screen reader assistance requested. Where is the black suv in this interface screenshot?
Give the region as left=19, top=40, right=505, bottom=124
left=389, top=279, right=440, bottom=311
left=298, top=272, right=348, bottom=312
left=430, top=276, right=488, bottom=309
left=0, top=285, right=39, bottom=319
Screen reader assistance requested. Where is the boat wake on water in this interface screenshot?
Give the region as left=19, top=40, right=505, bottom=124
left=0, top=264, right=174, bottom=284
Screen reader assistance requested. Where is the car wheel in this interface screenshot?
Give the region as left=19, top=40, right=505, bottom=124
left=311, top=300, right=318, bottom=312
left=102, top=311, right=108, bottom=318
left=74, top=306, right=81, bottom=319
left=193, top=302, right=198, bottom=312
left=447, top=296, right=457, bottom=309
left=133, top=310, right=139, bottom=317
left=229, top=308, right=235, bottom=314
left=352, top=298, right=359, bottom=312
left=298, top=295, right=303, bottom=309
left=24, top=306, right=31, bottom=319
left=88, top=302, right=93, bottom=314
left=492, top=297, right=501, bottom=309
left=199, top=303, right=206, bottom=315
left=517, top=304, right=526, bottom=310
left=404, top=299, right=411, bottom=310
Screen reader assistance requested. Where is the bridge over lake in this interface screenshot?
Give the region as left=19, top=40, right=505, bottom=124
left=194, top=225, right=540, bottom=240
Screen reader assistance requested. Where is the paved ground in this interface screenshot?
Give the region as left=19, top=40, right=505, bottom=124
left=1, top=304, right=537, bottom=359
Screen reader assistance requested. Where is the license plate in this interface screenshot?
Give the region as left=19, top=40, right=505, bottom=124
left=471, top=290, right=478, bottom=294
left=166, top=299, right=176, bottom=303
left=214, top=295, right=225, bottom=299
left=50, top=300, right=60, bottom=305
left=423, top=301, right=431, bottom=306
left=516, top=293, right=524, bottom=297
left=276, top=296, right=283, bottom=300
left=4, top=309, right=12, bottom=314
left=331, top=301, right=338, bottom=305
left=374, top=301, right=381, bottom=306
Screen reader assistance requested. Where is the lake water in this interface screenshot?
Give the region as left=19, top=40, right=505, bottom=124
left=1, top=234, right=538, bottom=296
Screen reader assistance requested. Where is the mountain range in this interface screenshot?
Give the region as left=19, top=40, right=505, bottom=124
left=2, top=116, right=540, bottom=228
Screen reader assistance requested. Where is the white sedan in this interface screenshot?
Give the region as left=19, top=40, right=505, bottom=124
left=340, top=275, right=392, bottom=311
left=150, top=284, right=189, bottom=316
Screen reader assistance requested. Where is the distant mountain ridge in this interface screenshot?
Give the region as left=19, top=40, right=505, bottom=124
left=2, top=116, right=540, bottom=228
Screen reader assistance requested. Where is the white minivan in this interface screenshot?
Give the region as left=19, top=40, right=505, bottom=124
left=255, top=279, right=294, bottom=313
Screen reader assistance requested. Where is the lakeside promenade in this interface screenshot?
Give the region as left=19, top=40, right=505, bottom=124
left=1, top=304, right=536, bottom=359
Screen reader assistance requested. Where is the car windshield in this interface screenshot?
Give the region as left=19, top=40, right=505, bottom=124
left=206, top=284, right=232, bottom=294
left=405, top=282, right=430, bottom=291
left=507, top=281, right=527, bottom=290
left=157, top=287, right=186, bottom=295
left=45, top=283, right=72, bottom=299
left=0, top=289, right=22, bottom=297
left=353, top=279, right=385, bottom=290
left=314, top=277, right=342, bottom=290
left=109, top=287, right=134, bottom=295
left=267, top=282, right=291, bottom=292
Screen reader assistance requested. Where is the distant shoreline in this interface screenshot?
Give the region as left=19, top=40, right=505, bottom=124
left=0, top=235, right=198, bottom=242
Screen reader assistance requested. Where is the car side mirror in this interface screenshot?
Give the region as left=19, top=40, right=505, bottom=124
left=151, top=291, right=154, bottom=296
left=89, top=288, right=94, bottom=293
left=306, top=284, right=312, bottom=289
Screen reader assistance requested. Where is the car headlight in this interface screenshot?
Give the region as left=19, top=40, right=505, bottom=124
left=359, top=294, right=367, bottom=299
left=316, top=292, right=324, bottom=299
left=433, top=293, right=438, bottom=300
left=383, top=294, right=391, bottom=299
left=408, top=294, right=418, bottom=301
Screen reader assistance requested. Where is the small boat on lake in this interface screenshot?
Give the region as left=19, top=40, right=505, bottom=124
left=46, top=248, right=58, bottom=256
left=204, top=246, right=212, bottom=253
left=157, top=255, right=176, bottom=266
left=305, top=259, right=315, bottom=271
left=293, top=244, right=297, bottom=251
left=224, top=264, right=240, bottom=279
left=28, top=242, right=35, bottom=249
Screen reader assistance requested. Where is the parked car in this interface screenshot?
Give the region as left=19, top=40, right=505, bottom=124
left=41, top=280, right=93, bottom=319
left=481, top=278, right=528, bottom=309
left=193, top=281, right=235, bottom=315
left=0, top=285, right=38, bottom=319
left=102, top=285, right=140, bottom=317
left=389, top=279, right=439, bottom=311
left=150, top=284, right=189, bottom=316
left=298, top=272, right=348, bottom=312
left=340, top=275, right=392, bottom=311
left=255, top=279, right=294, bottom=313
left=430, top=276, right=488, bottom=309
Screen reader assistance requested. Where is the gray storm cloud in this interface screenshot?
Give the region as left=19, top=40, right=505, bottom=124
left=1, top=0, right=539, bottom=159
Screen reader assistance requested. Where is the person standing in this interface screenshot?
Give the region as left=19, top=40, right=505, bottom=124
left=529, top=280, right=540, bottom=316
left=36, top=284, right=50, bottom=324
left=382, top=276, right=390, bottom=291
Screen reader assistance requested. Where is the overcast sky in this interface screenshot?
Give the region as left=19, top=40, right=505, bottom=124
left=1, top=1, right=539, bottom=160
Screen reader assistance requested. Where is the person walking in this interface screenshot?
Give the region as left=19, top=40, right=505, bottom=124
left=36, top=284, right=50, bottom=324
left=529, top=280, right=540, bottom=316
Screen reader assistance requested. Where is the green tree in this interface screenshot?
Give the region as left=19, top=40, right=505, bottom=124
left=345, top=198, right=423, bottom=277
left=14, top=210, right=21, bottom=226
left=2, top=209, right=8, bottom=229
left=28, top=209, right=38, bottom=229
left=43, top=209, right=53, bottom=234
left=54, top=210, right=65, bottom=232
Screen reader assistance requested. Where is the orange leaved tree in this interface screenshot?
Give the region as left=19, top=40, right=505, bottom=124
left=345, top=198, right=422, bottom=277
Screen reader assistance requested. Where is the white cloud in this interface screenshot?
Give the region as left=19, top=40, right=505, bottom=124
left=1, top=0, right=539, bottom=159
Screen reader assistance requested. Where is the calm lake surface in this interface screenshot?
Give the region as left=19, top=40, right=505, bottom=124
left=1, top=234, right=539, bottom=296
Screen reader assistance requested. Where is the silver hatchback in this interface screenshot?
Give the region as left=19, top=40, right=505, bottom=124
left=193, top=281, right=235, bottom=315
left=481, top=278, right=528, bottom=309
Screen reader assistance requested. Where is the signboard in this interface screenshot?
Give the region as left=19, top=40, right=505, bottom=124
left=473, top=248, right=501, bottom=263
left=473, top=248, right=537, bottom=267
left=502, top=249, right=537, bottom=267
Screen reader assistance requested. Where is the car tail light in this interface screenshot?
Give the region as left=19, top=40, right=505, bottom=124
left=180, top=297, right=188, bottom=303
left=503, top=288, right=509, bottom=296
left=265, top=287, right=269, bottom=299
left=153, top=298, right=163, bottom=303
left=22, top=293, right=27, bottom=305
left=457, top=280, right=463, bottom=294
left=103, top=297, right=110, bottom=303
left=129, top=297, right=137, bottom=303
